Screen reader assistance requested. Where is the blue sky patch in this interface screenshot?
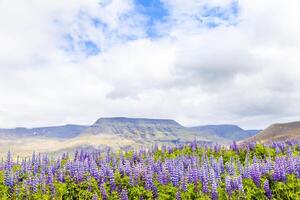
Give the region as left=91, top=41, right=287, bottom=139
left=61, top=34, right=75, bottom=53
left=134, top=0, right=168, bottom=38
left=135, top=0, right=168, bottom=22
left=201, top=0, right=239, bottom=28
left=62, top=34, right=100, bottom=57
left=82, top=40, right=100, bottom=56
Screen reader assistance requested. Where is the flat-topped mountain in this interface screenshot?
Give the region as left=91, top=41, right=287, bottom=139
left=92, top=117, right=183, bottom=133
left=0, top=117, right=262, bottom=156
left=243, top=121, right=300, bottom=144
left=0, top=117, right=259, bottom=142
left=94, top=117, right=182, bottom=126
left=85, top=117, right=183, bottom=134
left=80, top=117, right=259, bottom=144
left=81, top=117, right=188, bottom=143
left=1, top=118, right=300, bottom=156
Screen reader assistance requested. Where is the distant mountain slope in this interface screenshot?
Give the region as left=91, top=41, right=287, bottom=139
left=84, top=117, right=183, bottom=136
left=0, top=118, right=259, bottom=143
left=243, top=121, right=300, bottom=143
left=81, top=117, right=197, bottom=143
left=0, top=117, right=262, bottom=156
left=190, top=124, right=261, bottom=141
left=0, top=124, right=88, bottom=139
left=81, top=117, right=258, bottom=144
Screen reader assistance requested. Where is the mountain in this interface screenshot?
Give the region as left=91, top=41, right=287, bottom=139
left=81, top=117, right=197, bottom=144
left=0, top=124, right=88, bottom=139
left=242, top=121, right=300, bottom=144
left=0, top=118, right=259, bottom=143
left=87, top=117, right=184, bottom=135
left=190, top=124, right=261, bottom=141
left=81, top=117, right=259, bottom=144
left=0, top=117, right=261, bottom=156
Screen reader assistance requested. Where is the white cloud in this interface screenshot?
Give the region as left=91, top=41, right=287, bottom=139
left=0, top=0, right=300, bottom=129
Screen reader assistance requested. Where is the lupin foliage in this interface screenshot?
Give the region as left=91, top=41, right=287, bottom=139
left=0, top=140, right=300, bottom=199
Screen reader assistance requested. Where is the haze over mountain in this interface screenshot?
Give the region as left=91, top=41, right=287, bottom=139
left=243, top=121, right=300, bottom=144
left=0, top=117, right=259, bottom=145
left=0, top=124, right=88, bottom=139
left=85, top=117, right=184, bottom=137
left=82, top=117, right=192, bottom=144
left=190, top=125, right=260, bottom=141
left=3, top=117, right=300, bottom=157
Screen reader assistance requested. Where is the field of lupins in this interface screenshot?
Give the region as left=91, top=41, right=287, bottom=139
left=0, top=141, right=300, bottom=200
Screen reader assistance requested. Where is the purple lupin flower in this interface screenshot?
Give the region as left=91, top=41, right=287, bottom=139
left=74, top=149, right=79, bottom=162
left=265, top=156, right=273, bottom=174
left=176, top=190, right=181, bottom=200
left=4, top=170, right=14, bottom=189
left=182, top=177, right=187, bottom=192
left=275, top=147, right=281, bottom=155
left=248, top=142, right=256, bottom=151
left=5, top=151, right=12, bottom=170
left=225, top=176, right=232, bottom=196
left=128, top=172, right=134, bottom=186
left=243, top=165, right=250, bottom=179
left=157, top=171, right=163, bottom=185
left=264, top=179, right=272, bottom=199
left=124, top=161, right=131, bottom=176
left=286, top=157, right=296, bottom=175
left=218, top=157, right=224, bottom=173
left=99, top=168, right=106, bottom=184
left=191, top=167, right=198, bottom=185
left=33, top=161, right=39, bottom=175
left=209, top=167, right=215, bottom=184
left=237, top=175, right=244, bottom=193
left=108, top=168, right=116, bottom=193
left=230, top=141, right=238, bottom=153
left=39, top=171, right=46, bottom=194
left=252, top=155, right=257, bottom=164
left=57, top=170, right=65, bottom=183
left=152, top=185, right=158, bottom=199
left=226, top=162, right=235, bottom=176
left=273, top=157, right=286, bottom=182
left=163, top=168, right=170, bottom=185
left=4, top=152, right=14, bottom=191
left=145, top=172, right=154, bottom=190
left=120, top=189, right=129, bottom=200
left=237, top=160, right=243, bottom=175
left=250, top=163, right=261, bottom=187
left=287, top=147, right=292, bottom=156
left=99, top=183, right=108, bottom=200
left=211, top=180, right=218, bottom=200
left=47, top=170, right=55, bottom=196
left=215, top=166, right=221, bottom=183
left=31, top=176, right=39, bottom=193
left=14, top=170, right=20, bottom=184
left=170, top=166, right=179, bottom=187
left=295, top=157, right=300, bottom=178
left=92, top=193, right=98, bottom=200
left=90, top=161, right=99, bottom=180
left=202, top=176, right=209, bottom=194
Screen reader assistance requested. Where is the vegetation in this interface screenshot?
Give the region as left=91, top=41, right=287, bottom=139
left=0, top=140, right=299, bottom=199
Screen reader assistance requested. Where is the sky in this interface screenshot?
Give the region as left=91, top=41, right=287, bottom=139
left=0, top=0, right=300, bottom=129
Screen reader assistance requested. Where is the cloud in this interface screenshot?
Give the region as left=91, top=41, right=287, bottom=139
left=0, top=0, right=300, bottom=129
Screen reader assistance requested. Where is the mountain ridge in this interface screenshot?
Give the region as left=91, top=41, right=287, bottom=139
left=190, top=124, right=261, bottom=141
left=242, top=121, right=300, bottom=144
left=93, top=117, right=182, bottom=126
left=0, top=117, right=260, bottom=144
left=0, top=124, right=88, bottom=139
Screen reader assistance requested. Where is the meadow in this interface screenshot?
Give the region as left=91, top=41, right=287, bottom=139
left=0, top=141, right=299, bottom=199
